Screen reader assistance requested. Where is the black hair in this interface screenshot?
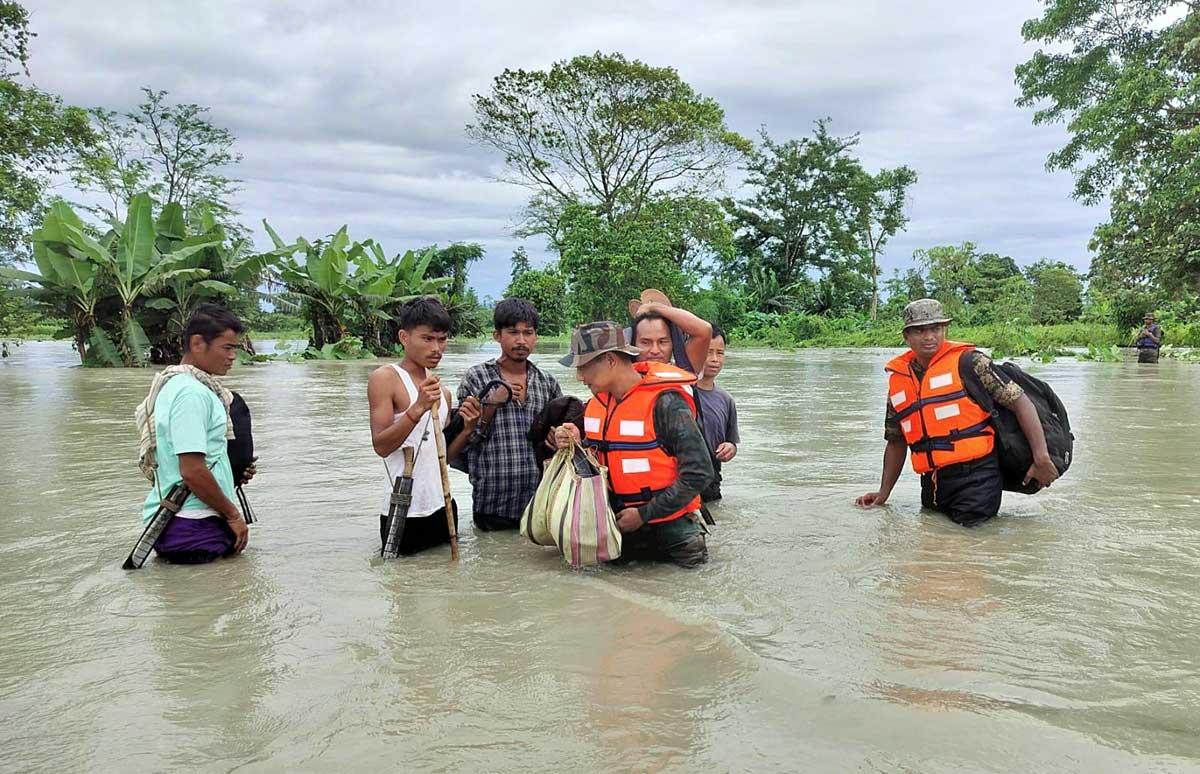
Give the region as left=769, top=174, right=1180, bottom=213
left=494, top=298, right=539, bottom=331
left=399, top=296, right=451, bottom=332
left=710, top=324, right=726, bottom=344
left=631, top=310, right=668, bottom=340
left=183, top=303, right=244, bottom=345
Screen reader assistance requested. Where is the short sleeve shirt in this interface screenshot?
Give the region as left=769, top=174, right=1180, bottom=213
left=694, top=384, right=740, bottom=452
left=141, top=375, right=236, bottom=523
left=883, top=350, right=1023, bottom=442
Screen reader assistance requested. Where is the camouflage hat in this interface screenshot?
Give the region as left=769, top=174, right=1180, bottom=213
left=559, top=321, right=641, bottom=368
left=903, top=298, right=952, bottom=330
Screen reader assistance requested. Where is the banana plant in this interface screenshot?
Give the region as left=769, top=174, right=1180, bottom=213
left=58, top=194, right=219, bottom=365
left=2, top=203, right=105, bottom=363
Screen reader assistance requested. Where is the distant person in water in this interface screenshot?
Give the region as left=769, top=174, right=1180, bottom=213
left=855, top=299, right=1060, bottom=527
left=453, top=298, right=563, bottom=532
left=695, top=325, right=739, bottom=503
left=1135, top=313, right=1163, bottom=363
left=137, top=304, right=251, bottom=563
left=367, top=297, right=480, bottom=555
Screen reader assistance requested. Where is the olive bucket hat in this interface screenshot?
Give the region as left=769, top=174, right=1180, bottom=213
left=902, top=298, right=953, bottom=331
left=559, top=321, right=642, bottom=368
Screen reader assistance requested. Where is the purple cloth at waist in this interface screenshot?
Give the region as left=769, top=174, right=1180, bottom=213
left=154, top=515, right=234, bottom=561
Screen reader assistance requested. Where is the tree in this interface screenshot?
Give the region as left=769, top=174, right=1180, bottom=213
left=849, top=165, right=918, bottom=319
left=469, top=52, right=750, bottom=239
left=1016, top=2, right=1200, bottom=300
left=557, top=200, right=702, bottom=322
left=510, top=246, right=531, bottom=282
left=723, top=123, right=866, bottom=297
left=71, top=88, right=242, bottom=227
left=504, top=264, right=568, bottom=335
left=0, top=2, right=93, bottom=261
left=1026, top=260, right=1083, bottom=324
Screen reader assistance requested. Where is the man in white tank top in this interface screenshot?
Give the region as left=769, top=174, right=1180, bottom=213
left=367, top=298, right=481, bottom=555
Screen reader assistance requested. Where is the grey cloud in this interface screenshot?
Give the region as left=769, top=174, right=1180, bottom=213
left=24, top=0, right=1098, bottom=298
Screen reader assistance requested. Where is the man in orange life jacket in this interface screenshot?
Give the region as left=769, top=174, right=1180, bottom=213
left=855, top=299, right=1060, bottom=527
left=552, top=321, right=714, bottom=567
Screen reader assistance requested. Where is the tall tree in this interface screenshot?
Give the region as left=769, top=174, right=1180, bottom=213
left=469, top=52, right=750, bottom=240
left=71, top=88, right=242, bottom=227
left=1016, top=1, right=1200, bottom=299
left=722, top=122, right=866, bottom=305
left=0, top=2, right=93, bottom=262
left=849, top=165, right=917, bottom=319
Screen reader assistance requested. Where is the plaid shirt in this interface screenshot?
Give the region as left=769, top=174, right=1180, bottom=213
left=456, top=359, right=563, bottom=521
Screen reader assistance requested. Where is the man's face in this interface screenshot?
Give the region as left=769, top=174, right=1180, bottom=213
left=399, top=325, right=449, bottom=368
left=576, top=354, right=614, bottom=396
left=903, top=323, right=947, bottom=360
left=703, top=336, right=726, bottom=380
left=493, top=322, right=537, bottom=362
left=635, top=318, right=672, bottom=364
left=189, top=329, right=240, bottom=376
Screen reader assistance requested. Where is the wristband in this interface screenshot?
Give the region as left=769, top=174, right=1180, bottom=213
left=405, top=408, right=421, bottom=424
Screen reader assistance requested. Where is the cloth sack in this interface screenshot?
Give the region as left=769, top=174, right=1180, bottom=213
left=521, top=443, right=621, bottom=567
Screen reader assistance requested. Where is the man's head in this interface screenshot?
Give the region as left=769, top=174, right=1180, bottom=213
left=182, top=303, right=244, bottom=376
left=397, top=296, right=451, bottom=369
left=559, top=320, right=641, bottom=395
left=703, top=325, right=727, bottom=380
left=493, top=298, right=539, bottom=363
left=632, top=311, right=672, bottom=364
left=902, top=298, right=952, bottom=361
left=1144, top=312, right=1156, bottom=323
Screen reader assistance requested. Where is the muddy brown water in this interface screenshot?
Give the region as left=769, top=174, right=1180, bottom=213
left=1, top=340, right=1198, bottom=772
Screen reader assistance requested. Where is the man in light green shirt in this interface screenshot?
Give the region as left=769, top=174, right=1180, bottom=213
left=141, top=304, right=250, bottom=563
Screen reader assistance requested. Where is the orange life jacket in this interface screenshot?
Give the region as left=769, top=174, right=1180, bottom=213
left=583, top=361, right=702, bottom=524
left=885, top=341, right=995, bottom=474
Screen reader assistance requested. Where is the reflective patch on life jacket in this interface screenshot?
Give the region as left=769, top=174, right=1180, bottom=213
left=890, top=390, right=907, bottom=407
left=929, top=372, right=953, bottom=390
left=618, top=420, right=645, bottom=437
left=621, top=457, right=652, bottom=474
left=901, top=419, right=912, bottom=434
left=584, top=416, right=601, bottom=433
left=934, top=403, right=961, bottom=420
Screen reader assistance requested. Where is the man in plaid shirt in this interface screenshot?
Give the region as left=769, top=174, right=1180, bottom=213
left=454, top=299, right=563, bottom=531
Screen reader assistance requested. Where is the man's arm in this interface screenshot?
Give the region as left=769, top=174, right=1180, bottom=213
left=1011, top=395, right=1059, bottom=488
left=630, top=392, right=714, bottom=525
left=856, top=437, right=908, bottom=507
left=368, top=368, right=419, bottom=458
left=639, top=302, right=712, bottom=373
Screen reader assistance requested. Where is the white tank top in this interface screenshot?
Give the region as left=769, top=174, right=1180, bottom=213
left=380, top=364, right=451, bottom=519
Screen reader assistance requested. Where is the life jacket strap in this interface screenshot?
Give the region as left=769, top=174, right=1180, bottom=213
left=894, top=389, right=968, bottom=421
left=585, top=439, right=662, bottom=453
left=909, top=419, right=993, bottom=454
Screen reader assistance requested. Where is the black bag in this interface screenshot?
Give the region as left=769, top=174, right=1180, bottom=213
left=228, top=392, right=255, bottom=482
left=987, top=362, right=1074, bottom=494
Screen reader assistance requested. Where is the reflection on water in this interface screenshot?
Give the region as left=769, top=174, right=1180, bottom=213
left=1, top=341, right=1198, bottom=771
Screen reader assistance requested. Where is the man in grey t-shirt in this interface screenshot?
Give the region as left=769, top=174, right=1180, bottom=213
left=695, top=326, right=739, bottom=502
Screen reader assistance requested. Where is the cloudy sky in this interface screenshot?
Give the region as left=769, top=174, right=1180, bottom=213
left=23, top=0, right=1097, bottom=298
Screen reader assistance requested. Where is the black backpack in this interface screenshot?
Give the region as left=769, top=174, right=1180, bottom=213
left=228, top=392, right=255, bottom=484
left=987, top=362, right=1074, bottom=494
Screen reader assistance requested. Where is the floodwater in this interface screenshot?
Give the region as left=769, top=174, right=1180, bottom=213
left=1, top=340, right=1198, bottom=773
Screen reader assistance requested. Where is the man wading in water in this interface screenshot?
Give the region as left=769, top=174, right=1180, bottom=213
left=552, top=321, right=713, bottom=567
left=137, top=304, right=251, bottom=562
left=1135, top=312, right=1163, bottom=363
left=453, top=299, right=562, bottom=532
left=367, top=297, right=480, bottom=555
left=856, top=299, right=1060, bottom=527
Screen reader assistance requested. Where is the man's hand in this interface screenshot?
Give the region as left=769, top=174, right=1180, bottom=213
left=413, top=375, right=442, bottom=414
left=715, top=442, right=737, bottom=463
left=550, top=423, right=581, bottom=449
left=458, top=396, right=482, bottom=429
left=508, top=381, right=525, bottom=403
left=238, top=458, right=257, bottom=486
left=855, top=491, right=888, bottom=508
left=1023, top=455, right=1060, bottom=489
left=615, top=507, right=644, bottom=533
left=225, top=512, right=249, bottom=552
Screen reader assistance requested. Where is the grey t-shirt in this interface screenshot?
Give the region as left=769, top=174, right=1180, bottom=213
left=694, top=384, right=739, bottom=452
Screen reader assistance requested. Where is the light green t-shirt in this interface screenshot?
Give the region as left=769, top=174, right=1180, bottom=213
left=140, top=374, right=236, bottom=523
